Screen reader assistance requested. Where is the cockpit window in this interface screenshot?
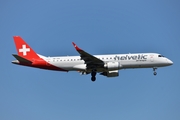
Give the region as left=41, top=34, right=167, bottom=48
left=158, top=55, right=165, bottom=57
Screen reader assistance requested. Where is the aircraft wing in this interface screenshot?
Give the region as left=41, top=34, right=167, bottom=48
left=72, top=42, right=104, bottom=68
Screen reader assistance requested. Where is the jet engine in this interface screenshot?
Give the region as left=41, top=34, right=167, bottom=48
left=100, top=70, right=119, bottom=77
left=104, top=62, right=122, bottom=70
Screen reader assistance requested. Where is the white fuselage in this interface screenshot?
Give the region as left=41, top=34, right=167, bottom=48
left=12, top=36, right=173, bottom=81
left=40, top=53, right=173, bottom=72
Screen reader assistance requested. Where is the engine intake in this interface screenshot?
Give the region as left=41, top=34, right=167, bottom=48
left=104, top=62, right=122, bottom=70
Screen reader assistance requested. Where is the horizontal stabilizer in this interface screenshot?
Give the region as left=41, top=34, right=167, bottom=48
left=12, top=54, right=32, bottom=64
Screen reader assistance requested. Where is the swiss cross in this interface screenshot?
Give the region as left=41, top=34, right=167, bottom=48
left=19, top=45, right=30, bottom=56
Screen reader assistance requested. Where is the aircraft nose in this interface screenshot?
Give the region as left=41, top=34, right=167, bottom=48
left=167, top=59, right=173, bottom=65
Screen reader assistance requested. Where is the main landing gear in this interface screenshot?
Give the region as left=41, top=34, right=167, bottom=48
left=153, top=67, right=157, bottom=76
left=91, top=70, right=97, bottom=82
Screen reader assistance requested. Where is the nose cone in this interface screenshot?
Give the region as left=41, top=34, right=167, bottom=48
left=167, top=59, right=173, bottom=66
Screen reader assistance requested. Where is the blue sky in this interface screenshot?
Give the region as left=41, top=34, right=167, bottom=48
left=0, top=0, right=180, bottom=120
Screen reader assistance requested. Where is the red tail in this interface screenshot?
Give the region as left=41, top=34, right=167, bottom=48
left=13, top=36, right=40, bottom=60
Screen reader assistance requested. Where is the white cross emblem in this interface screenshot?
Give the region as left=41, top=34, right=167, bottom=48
left=19, top=45, right=30, bottom=56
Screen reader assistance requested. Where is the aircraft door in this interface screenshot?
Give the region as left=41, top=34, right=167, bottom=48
left=46, top=57, right=51, bottom=66
left=150, top=55, right=154, bottom=62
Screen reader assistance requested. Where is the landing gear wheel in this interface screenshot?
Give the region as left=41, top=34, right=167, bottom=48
left=153, top=72, right=157, bottom=76
left=91, top=76, right=96, bottom=82
left=91, top=69, right=97, bottom=82
left=153, top=67, right=157, bottom=76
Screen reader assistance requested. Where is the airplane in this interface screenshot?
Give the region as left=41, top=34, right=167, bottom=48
left=12, top=36, right=173, bottom=81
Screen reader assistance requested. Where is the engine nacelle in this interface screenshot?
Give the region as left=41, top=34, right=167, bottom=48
left=104, top=62, right=121, bottom=70
left=100, top=70, right=119, bottom=77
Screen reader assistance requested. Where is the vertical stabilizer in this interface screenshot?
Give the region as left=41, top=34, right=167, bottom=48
left=13, top=36, right=40, bottom=60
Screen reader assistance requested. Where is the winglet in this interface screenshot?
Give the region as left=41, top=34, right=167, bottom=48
left=72, top=42, right=82, bottom=51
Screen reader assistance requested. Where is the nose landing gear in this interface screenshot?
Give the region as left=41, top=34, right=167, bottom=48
left=153, top=67, right=157, bottom=76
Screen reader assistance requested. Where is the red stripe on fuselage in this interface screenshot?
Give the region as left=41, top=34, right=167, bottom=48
left=17, top=58, right=68, bottom=72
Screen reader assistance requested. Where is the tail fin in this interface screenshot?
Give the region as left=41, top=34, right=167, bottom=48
left=13, top=36, right=40, bottom=60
